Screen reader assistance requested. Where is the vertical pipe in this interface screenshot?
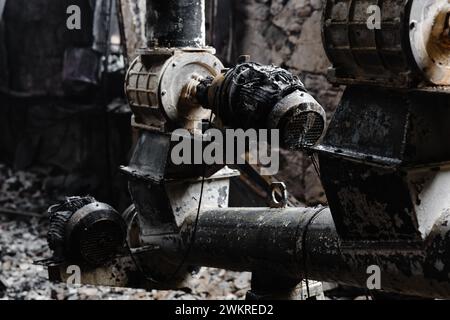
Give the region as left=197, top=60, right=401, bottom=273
left=146, top=0, right=205, bottom=48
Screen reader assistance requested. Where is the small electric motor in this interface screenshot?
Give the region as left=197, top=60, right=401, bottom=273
left=48, top=196, right=126, bottom=266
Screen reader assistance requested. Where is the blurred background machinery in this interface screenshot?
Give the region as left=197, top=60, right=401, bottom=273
left=0, top=0, right=131, bottom=212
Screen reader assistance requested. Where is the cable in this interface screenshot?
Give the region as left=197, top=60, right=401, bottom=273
left=303, top=151, right=322, bottom=299
left=310, top=152, right=321, bottom=179
left=124, top=240, right=161, bottom=285
left=301, top=206, right=327, bottom=300
left=166, top=113, right=214, bottom=281
left=126, top=113, right=214, bottom=284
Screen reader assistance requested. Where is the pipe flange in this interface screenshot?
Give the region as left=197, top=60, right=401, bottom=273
left=159, top=50, right=223, bottom=129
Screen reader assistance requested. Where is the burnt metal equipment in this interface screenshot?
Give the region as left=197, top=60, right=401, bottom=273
left=313, top=0, right=450, bottom=299
left=322, top=0, right=450, bottom=87
left=195, top=62, right=327, bottom=150
left=47, top=196, right=126, bottom=266
left=146, top=0, right=206, bottom=48
left=45, top=0, right=450, bottom=300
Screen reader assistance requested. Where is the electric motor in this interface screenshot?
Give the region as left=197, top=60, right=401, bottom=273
left=196, top=62, right=327, bottom=150
left=322, top=0, right=450, bottom=87
left=48, top=196, right=126, bottom=266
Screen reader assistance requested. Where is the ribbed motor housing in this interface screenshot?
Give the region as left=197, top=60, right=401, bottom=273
left=48, top=197, right=126, bottom=266
left=322, top=0, right=450, bottom=87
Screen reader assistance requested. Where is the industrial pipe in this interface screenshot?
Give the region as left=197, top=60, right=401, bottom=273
left=146, top=0, right=205, bottom=47
left=171, top=207, right=450, bottom=299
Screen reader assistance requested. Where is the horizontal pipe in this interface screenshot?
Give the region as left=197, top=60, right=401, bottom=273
left=181, top=207, right=310, bottom=278
left=175, top=207, right=450, bottom=299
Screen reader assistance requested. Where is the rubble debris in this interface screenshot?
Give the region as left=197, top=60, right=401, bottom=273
left=0, top=163, right=252, bottom=300
left=0, top=213, right=253, bottom=300
left=0, top=163, right=63, bottom=215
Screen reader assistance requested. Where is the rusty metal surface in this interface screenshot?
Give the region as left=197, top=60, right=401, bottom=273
left=319, top=157, right=422, bottom=241
left=315, top=86, right=450, bottom=167
left=315, top=86, right=450, bottom=242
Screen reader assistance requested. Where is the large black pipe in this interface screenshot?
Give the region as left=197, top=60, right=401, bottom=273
left=177, top=207, right=450, bottom=299
left=146, top=0, right=205, bottom=47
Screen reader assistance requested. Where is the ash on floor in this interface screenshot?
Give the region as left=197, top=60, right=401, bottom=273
left=0, top=215, right=251, bottom=300
left=0, top=163, right=251, bottom=300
